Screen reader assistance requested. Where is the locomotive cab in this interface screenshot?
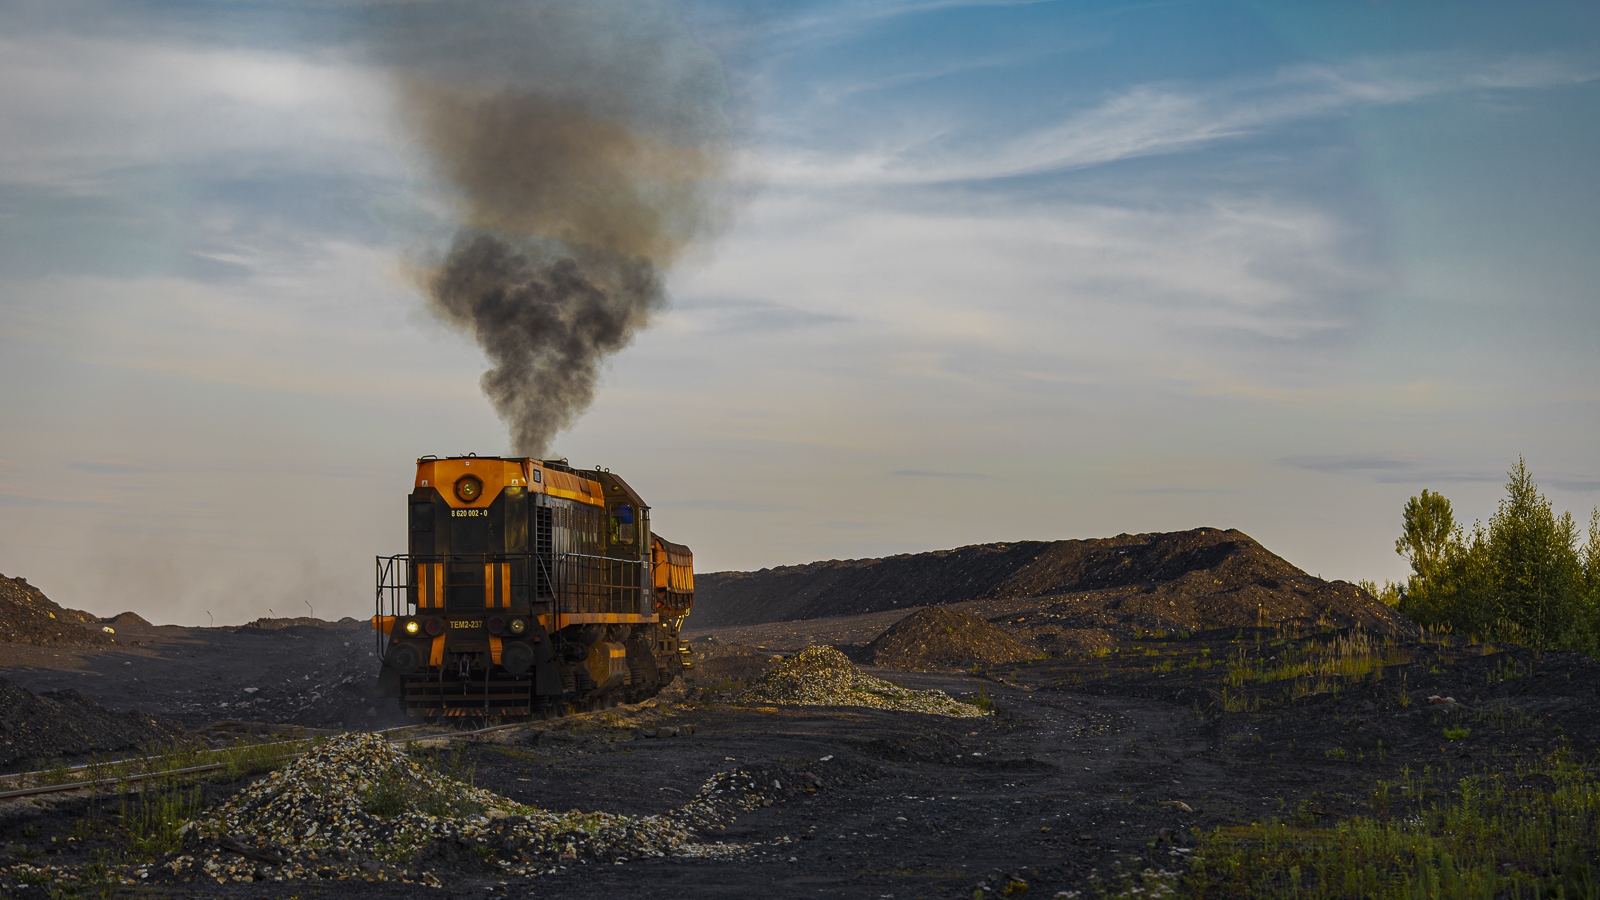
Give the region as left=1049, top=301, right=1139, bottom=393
left=374, top=455, right=693, bottom=719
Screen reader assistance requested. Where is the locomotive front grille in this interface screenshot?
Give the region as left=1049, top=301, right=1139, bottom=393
left=401, top=673, right=534, bottom=717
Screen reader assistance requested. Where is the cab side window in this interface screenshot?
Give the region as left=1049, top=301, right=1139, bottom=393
left=610, top=504, right=636, bottom=545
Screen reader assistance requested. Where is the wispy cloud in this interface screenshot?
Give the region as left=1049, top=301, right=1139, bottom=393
left=1545, top=479, right=1600, bottom=494
left=0, top=492, right=114, bottom=509
left=770, top=0, right=1072, bottom=50
left=670, top=298, right=851, bottom=335
left=1280, top=454, right=1504, bottom=485
left=656, top=499, right=793, bottom=513
left=66, top=461, right=152, bottom=475
left=757, top=52, right=1600, bottom=188
left=0, top=33, right=401, bottom=190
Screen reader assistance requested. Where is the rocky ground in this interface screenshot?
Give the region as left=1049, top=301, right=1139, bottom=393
left=0, top=616, right=399, bottom=738
left=0, top=616, right=1596, bottom=898
left=0, top=541, right=1594, bottom=898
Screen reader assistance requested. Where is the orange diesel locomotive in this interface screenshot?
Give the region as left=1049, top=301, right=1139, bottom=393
left=373, top=456, right=693, bottom=719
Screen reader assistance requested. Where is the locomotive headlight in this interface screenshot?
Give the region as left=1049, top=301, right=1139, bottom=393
left=454, top=475, right=483, bottom=503
left=423, top=617, right=444, bottom=637
left=508, top=617, right=528, bottom=636
left=404, top=620, right=419, bottom=635
left=487, top=616, right=505, bottom=635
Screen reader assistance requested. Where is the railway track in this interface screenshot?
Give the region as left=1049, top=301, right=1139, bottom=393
left=0, top=720, right=531, bottom=802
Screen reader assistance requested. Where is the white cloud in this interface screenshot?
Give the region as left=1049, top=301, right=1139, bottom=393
left=754, top=52, right=1600, bottom=188
left=0, top=32, right=408, bottom=189
left=675, top=188, right=1371, bottom=381
left=0, top=229, right=490, bottom=405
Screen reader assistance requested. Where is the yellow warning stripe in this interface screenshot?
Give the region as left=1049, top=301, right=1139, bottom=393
left=538, top=613, right=658, bottom=630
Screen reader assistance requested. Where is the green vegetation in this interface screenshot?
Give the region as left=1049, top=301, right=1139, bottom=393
left=7, top=733, right=315, bottom=793
left=120, top=776, right=205, bottom=856
left=1184, top=748, right=1600, bottom=899
left=1225, top=631, right=1410, bottom=687
left=964, top=685, right=994, bottom=711
left=11, top=736, right=315, bottom=864
left=361, top=769, right=411, bottom=818
left=1392, top=458, right=1600, bottom=653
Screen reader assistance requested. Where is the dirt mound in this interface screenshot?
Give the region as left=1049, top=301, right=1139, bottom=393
left=235, top=616, right=365, bottom=634
left=103, top=611, right=152, bottom=627
left=865, top=607, right=1037, bottom=671
left=0, top=678, right=189, bottom=769
left=0, top=573, right=112, bottom=647
left=737, top=646, right=986, bottom=717
left=695, top=528, right=1418, bottom=639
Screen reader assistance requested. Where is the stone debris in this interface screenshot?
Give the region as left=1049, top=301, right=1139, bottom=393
left=735, top=646, right=988, bottom=718
left=63, top=732, right=877, bottom=887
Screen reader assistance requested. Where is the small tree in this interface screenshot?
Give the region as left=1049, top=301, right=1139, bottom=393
left=1399, top=517, right=1493, bottom=639
left=1584, top=508, right=1600, bottom=600
left=1396, top=489, right=1455, bottom=588
left=1392, top=461, right=1596, bottom=654
left=1485, top=458, right=1582, bottom=649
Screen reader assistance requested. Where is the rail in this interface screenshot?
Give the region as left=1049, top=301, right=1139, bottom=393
left=0, top=720, right=537, bottom=803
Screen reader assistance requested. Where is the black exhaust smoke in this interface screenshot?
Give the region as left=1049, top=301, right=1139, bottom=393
left=381, top=3, right=732, bottom=455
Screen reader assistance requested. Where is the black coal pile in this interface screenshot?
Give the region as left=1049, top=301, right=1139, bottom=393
left=102, top=611, right=152, bottom=628
left=234, top=616, right=365, bottom=635
left=695, top=528, right=1417, bottom=639
left=0, top=574, right=111, bottom=647
left=864, top=607, right=1036, bottom=672
left=0, top=678, right=189, bottom=770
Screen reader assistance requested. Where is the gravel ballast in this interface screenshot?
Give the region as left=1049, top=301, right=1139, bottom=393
left=735, top=646, right=988, bottom=717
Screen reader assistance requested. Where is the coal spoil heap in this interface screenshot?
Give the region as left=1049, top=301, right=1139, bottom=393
left=0, top=678, right=189, bottom=769
left=234, top=616, right=366, bottom=636
left=864, top=606, right=1036, bottom=671
left=0, top=574, right=111, bottom=647
left=694, top=527, right=1416, bottom=639
left=103, top=611, right=152, bottom=628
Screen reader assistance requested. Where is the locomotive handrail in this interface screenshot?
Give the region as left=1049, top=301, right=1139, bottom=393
left=374, top=550, right=649, bottom=622
left=552, top=552, right=648, bottom=565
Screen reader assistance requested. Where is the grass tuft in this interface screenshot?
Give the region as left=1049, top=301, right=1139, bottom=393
left=1185, top=748, right=1600, bottom=899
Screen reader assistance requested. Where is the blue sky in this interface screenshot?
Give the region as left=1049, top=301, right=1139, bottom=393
left=1, top=0, right=1596, bottom=625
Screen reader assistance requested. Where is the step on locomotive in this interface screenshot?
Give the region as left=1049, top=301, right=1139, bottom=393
left=373, top=455, right=694, bottom=720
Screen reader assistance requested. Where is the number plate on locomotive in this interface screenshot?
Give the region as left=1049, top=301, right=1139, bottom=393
left=449, top=620, right=482, bottom=630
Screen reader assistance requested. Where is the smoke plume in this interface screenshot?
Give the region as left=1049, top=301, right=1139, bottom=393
left=385, top=3, right=732, bottom=455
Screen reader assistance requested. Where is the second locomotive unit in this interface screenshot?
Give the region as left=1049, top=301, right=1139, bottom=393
left=373, top=455, right=693, bottom=719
